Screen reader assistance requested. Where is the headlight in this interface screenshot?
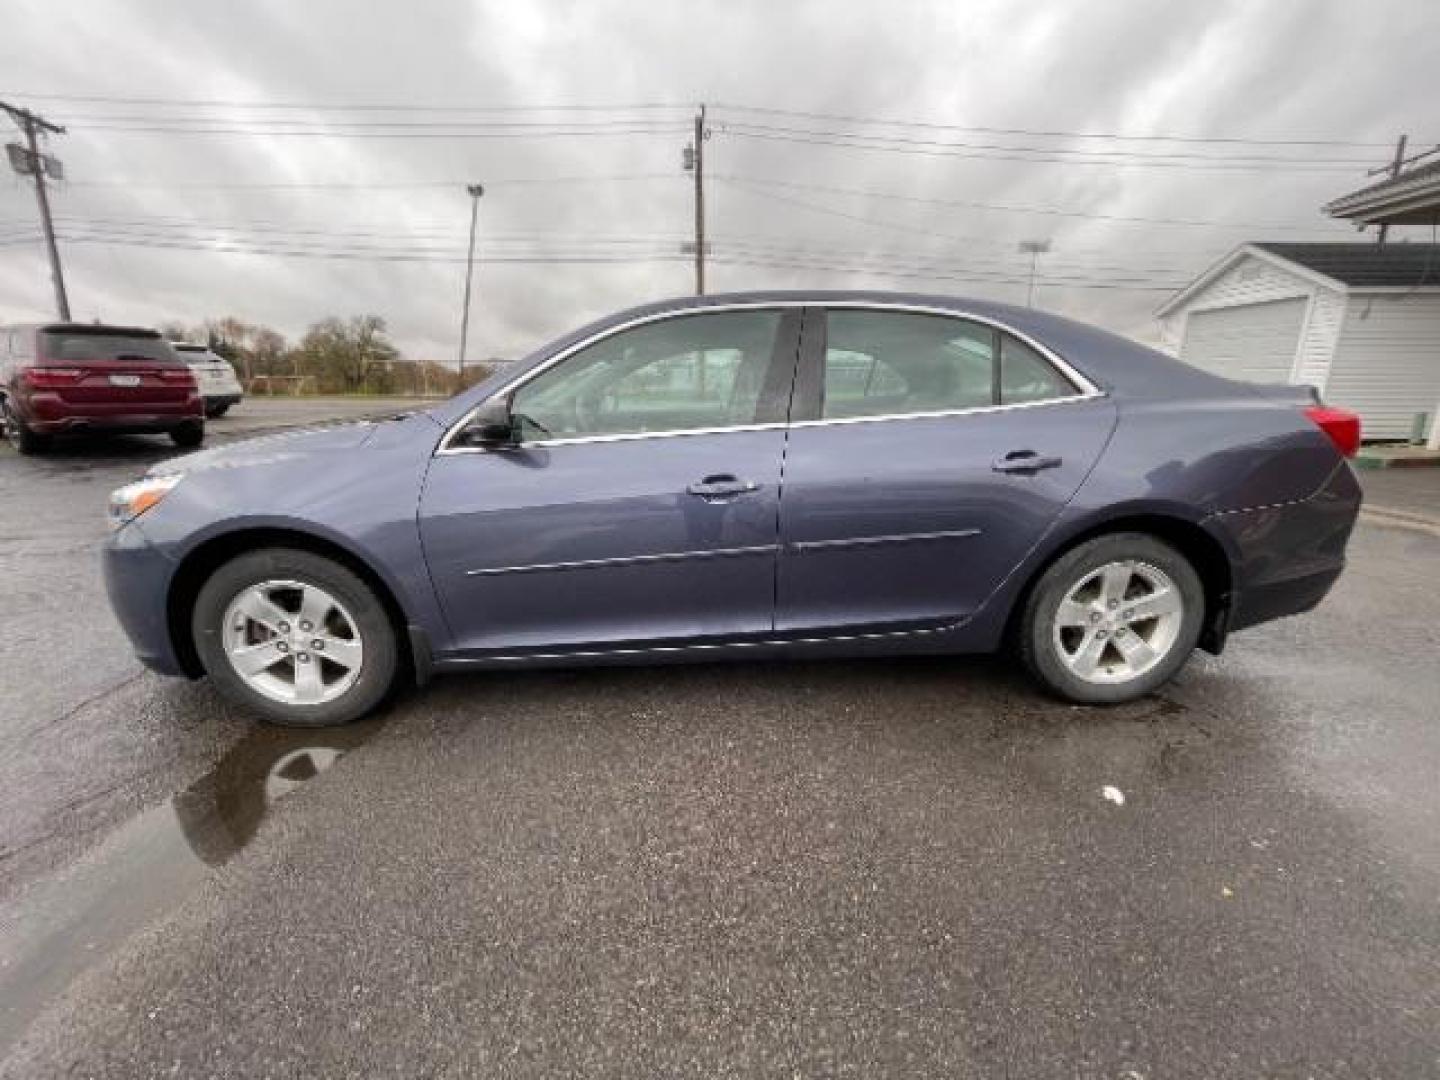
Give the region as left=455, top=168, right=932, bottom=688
left=108, top=474, right=184, bottom=529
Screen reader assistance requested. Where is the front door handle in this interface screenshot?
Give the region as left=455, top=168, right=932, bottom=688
left=687, top=474, right=760, bottom=500
left=992, top=450, right=1063, bottom=475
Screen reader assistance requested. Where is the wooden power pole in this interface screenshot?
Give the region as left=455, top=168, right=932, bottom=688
left=1377, top=134, right=1408, bottom=247
left=2, top=100, right=70, bottom=320
left=693, top=105, right=706, bottom=295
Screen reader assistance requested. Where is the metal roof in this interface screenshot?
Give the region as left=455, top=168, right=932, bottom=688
left=1251, top=242, right=1440, bottom=288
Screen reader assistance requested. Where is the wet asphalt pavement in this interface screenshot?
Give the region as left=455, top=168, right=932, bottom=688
left=1, top=403, right=1438, bottom=1077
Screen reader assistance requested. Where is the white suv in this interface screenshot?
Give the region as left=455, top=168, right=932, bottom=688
left=173, top=344, right=243, bottom=417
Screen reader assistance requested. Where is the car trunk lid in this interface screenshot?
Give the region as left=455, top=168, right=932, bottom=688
left=36, top=331, right=195, bottom=406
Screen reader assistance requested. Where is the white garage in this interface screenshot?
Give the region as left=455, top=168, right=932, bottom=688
left=1178, top=297, right=1308, bottom=383
left=1158, top=242, right=1440, bottom=440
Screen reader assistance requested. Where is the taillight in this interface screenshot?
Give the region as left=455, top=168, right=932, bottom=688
left=19, top=366, right=83, bottom=388
left=1305, top=405, right=1361, bottom=458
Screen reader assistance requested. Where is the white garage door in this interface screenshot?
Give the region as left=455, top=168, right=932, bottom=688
left=1180, top=298, right=1307, bottom=383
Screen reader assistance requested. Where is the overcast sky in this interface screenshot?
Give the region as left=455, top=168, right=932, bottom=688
left=2, top=0, right=1437, bottom=361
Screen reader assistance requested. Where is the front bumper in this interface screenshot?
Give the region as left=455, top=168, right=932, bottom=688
left=102, top=521, right=188, bottom=677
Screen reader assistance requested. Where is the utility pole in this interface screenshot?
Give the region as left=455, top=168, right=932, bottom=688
left=1019, top=239, right=1051, bottom=308
left=1376, top=134, right=1407, bottom=247
left=690, top=105, right=707, bottom=295
left=2, top=100, right=70, bottom=320
left=457, top=183, right=484, bottom=380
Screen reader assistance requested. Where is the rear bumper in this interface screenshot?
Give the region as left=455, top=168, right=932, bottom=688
left=102, top=521, right=188, bottom=677
left=33, top=415, right=202, bottom=435
left=202, top=392, right=242, bottom=407
left=25, top=390, right=203, bottom=434
left=1205, top=461, right=1361, bottom=634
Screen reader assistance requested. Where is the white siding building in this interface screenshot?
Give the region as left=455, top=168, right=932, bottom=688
left=1157, top=243, right=1440, bottom=440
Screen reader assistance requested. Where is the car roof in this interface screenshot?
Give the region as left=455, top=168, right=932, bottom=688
left=36, top=323, right=165, bottom=338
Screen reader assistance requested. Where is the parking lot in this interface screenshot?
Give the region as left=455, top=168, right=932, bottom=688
left=1, top=398, right=1438, bottom=1077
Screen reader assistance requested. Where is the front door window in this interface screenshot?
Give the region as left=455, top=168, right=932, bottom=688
left=511, top=310, right=783, bottom=440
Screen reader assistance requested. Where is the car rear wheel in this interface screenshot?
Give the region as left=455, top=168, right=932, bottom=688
left=2, top=399, right=50, bottom=455
left=192, top=548, right=399, bottom=727
left=1019, top=532, right=1204, bottom=704
left=170, top=421, right=205, bottom=448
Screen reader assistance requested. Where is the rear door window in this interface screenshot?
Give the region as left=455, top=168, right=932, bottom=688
left=820, top=310, right=997, bottom=420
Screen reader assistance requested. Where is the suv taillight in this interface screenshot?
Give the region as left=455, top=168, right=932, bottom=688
left=1305, top=405, right=1361, bottom=458
left=19, top=367, right=83, bottom=388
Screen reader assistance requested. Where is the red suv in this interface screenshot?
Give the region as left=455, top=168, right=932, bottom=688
left=1, top=323, right=204, bottom=454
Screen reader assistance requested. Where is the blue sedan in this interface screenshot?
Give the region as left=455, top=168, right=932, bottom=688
left=103, top=292, right=1362, bottom=726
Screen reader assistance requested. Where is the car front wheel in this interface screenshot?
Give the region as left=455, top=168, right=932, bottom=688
left=1019, top=532, right=1204, bottom=704
left=192, top=548, right=399, bottom=726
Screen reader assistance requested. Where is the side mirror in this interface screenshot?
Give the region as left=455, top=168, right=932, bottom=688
left=460, top=397, right=516, bottom=447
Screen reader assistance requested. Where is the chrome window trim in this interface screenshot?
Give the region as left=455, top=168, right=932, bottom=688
left=790, top=391, right=1098, bottom=430
left=436, top=300, right=1104, bottom=456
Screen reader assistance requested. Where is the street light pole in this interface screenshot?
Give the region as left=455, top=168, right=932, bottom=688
left=457, top=183, right=484, bottom=379
left=1019, top=239, right=1051, bottom=308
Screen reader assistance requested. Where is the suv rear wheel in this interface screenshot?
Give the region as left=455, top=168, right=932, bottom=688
left=2, top=399, right=49, bottom=455
left=170, top=421, right=205, bottom=448
left=192, top=548, right=399, bottom=727
left=1019, top=532, right=1204, bottom=704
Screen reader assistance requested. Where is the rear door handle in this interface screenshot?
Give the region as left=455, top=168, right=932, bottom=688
left=687, top=474, right=760, bottom=500
left=992, top=450, right=1063, bottom=474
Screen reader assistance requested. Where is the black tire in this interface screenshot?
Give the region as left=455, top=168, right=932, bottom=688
left=170, top=421, right=205, bottom=448
left=192, top=548, right=399, bottom=727
left=3, top=399, right=50, bottom=455
left=207, top=403, right=230, bottom=418
left=1019, top=532, right=1204, bottom=705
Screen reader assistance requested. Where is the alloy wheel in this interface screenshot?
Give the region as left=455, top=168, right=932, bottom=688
left=221, top=579, right=364, bottom=705
left=1051, top=560, right=1184, bottom=685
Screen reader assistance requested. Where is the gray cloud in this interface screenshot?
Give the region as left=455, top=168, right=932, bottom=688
left=2, top=0, right=1436, bottom=359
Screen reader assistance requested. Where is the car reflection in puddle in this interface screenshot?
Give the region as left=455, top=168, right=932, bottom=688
left=172, top=720, right=380, bottom=865
left=0, top=718, right=385, bottom=1055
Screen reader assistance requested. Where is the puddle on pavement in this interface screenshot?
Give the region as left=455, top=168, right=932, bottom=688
left=0, top=717, right=385, bottom=1056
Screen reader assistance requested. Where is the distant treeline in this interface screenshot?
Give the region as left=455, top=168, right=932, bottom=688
left=161, top=315, right=501, bottom=396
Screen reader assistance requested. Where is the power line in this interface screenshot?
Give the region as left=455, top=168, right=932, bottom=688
left=30, top=232, right=690, bottom=265
left=711, top=255, right=1183, bottom=292
left=720, top=123, right=1374, bottom=172
left=716, top=178, right=1347, bottom=253
left=30, top=221, right=1205, bottom=275
left=711, top=103, right=1399, bottom=149
left=2, top=90, right=1403, bottom=148
left=4, top=211, right=1219, bottom=271
left=0, top=91, right=689, bottom=113
left=720, top=121, right=1377, bottom=165
left=62, top=172, right=677, bottom=191
left=714, top=173, right=1348, bottom=233
left=5, top=226, right=1194, bottom=291
left=66, top=121, right=691, bottom=140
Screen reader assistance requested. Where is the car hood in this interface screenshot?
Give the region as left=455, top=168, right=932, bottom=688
left=151, top=421, right=380, bottom=476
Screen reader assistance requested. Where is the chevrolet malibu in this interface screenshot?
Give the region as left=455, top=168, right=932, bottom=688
left=102, top=292, right=1362, bottom=727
